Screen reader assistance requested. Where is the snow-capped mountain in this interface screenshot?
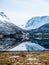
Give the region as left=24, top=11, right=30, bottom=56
left=0, top=12, right=26, bottom=51
left=25, top=16, right=49, bottom=30
left=0, top=12, right=49, bottom=51
left=0, top=12, right=10, bottom=21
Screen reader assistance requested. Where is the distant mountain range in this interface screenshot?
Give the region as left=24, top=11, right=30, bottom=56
left=0, top=12, right=49, bottom=51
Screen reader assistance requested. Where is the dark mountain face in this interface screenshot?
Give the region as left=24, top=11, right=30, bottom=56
left=26, top=23, right=49, bottom=50
left=0, top=20, right=25, bottom=51
left=30, top=23, right=49, bottom=33
left=37, top=23, right=49, bottom=33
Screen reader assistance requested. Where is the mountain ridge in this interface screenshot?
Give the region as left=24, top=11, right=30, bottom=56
left=26, top=16, right=49, bottom=30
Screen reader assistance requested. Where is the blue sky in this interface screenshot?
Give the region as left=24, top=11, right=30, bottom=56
left=0, top=0, right=49, bottom=26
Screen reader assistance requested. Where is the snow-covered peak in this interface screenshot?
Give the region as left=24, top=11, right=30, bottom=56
left=25, top=16, right=49, bottom=30
left=0, top=12, right=10, bottom=22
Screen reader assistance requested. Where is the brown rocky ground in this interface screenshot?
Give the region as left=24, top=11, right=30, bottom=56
left=0, top=51, right=49, bottom=65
